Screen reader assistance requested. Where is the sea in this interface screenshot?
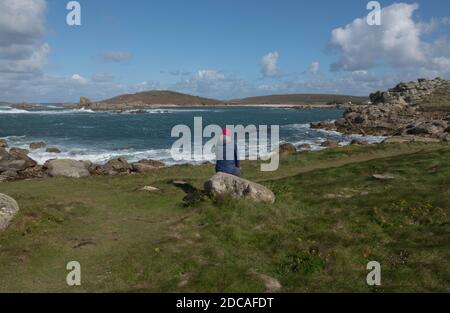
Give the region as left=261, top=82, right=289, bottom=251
left=0, top=104, right=384, bottom=165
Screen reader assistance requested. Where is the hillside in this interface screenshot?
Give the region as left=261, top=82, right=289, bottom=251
left=1, top=142, right=449, bottom=292
left=230, top=94, right=368, bottom=105
left=80, top=91, right=222, bottom=110
left=77, top=91, right=369, bottom=110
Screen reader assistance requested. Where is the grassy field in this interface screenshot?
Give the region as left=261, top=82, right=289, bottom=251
left=0, top=142, right=449, bottom=292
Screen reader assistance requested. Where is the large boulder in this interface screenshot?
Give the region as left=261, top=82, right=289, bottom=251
left=131, top=159, right=165, bottom=173
left=0, top=160, right=26, bottom=172
left=9, top=147, right=29, bottom=156
left=29, top=141, right=46, bottom=150
left=204, top=172, right=275, bottom=204
left=44, top=159, right=90, bottom=178
left=0, top=147, right=37, bottom=172
left=98, top=158, right=131, bottom=175
left=8, top=148, right=36, bottom=168
left=0, top=139, right=7, bottom=148
left=0, top=193, right=20, bottom=231
left=278, top=143, right=297, bottom=156
left=0, top=148, right=9, bottom=161
left=46, top=147, right=61, bottom=154
left=321, top=140, right=340, bottom=148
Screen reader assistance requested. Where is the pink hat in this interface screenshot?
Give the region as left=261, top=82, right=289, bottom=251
left=222, top=128, right=232, bottom=137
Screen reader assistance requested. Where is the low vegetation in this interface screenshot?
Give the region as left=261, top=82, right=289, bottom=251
left=0, top=142, right=449, bottom=292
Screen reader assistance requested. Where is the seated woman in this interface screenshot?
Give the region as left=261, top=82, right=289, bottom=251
left=215, top=128, right=241, bottom=177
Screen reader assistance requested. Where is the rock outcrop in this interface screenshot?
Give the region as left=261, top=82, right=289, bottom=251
left=0, top=147, right=37, bottom=175
left=278, top=143, right=297, bottom=155
left=204, top=172, right=275, bottom=204
left=311, top=78, right=450, bottom=140
left=0, top=139, right=166, bottom=182
left=92, top=158, right=132, bottom=176
left=0, top=193, right=19, bottom=231
left=0, top=139, right=7, bottom=148
left=79, top=96, right=92, bottom=106
left=321, top=140, right=339, bottom=148
left=46, top=147, right=61, bottom=154
left=131, top=159, right=165, bottom=173
left=29, top=141, right=46, bottom=149
left=44, top=159, right=91, bottom=178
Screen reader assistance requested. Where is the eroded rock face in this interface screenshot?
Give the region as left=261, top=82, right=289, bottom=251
left=0, top=193, right=20, bottom=231
left=314, top=78, right=450, bottom=140
left=204, top=172, right=275, bottom=204
left=0, top=139, right=7, bottom=148
left=44, top=159, right=90, bottom=178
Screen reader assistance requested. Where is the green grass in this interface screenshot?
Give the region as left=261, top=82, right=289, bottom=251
left=0, top=142, right=449, bottom=292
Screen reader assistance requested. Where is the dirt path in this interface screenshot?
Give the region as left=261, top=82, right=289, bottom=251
left=259, top=145, right=444, bottom=183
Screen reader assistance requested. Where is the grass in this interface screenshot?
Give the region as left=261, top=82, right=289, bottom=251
left=0, top=142, right=449, bottom=292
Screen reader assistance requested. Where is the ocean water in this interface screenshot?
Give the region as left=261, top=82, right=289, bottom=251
left=0, top=105, right=384, bottom=165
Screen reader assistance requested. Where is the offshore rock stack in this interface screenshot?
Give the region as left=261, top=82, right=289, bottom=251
left=312, top=78, right=450, bottom=140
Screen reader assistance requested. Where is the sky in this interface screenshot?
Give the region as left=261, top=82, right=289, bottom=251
left=0, top=0, right=449, bottom=102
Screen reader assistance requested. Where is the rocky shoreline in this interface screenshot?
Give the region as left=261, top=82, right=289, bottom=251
left=2, top=77, right=449, bottom=182
left=0, top=139, right=166, bottom=182
left=311, top=78, right=450, bottom=141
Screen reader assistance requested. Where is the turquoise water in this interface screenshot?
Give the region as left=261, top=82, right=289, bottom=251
left=0, top=105, right=383, bottom=164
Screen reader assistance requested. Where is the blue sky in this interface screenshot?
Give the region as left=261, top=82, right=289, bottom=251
left=1, top=0, right=449, bottom=102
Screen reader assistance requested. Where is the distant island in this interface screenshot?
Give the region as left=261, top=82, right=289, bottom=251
left=61, top=91, right=368, bottom=111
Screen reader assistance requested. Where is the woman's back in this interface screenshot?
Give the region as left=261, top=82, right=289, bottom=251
left=215, top=130, right=241, bottom=177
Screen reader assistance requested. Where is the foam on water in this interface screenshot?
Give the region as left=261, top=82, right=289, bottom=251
left=1, top=106, right=384, bottom=166
left=0, top=107, right=95, bottom=114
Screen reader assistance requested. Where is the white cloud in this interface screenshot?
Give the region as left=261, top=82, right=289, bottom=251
left=0, top=0, right=49, bottom=75
left=309, top=62, right=320, bottom=75
left=71, top=74, right=88, bottom=85
left=197, top=69, right=225, bottom=81
left=260, top=52, right=280, bottom=77
left=329, top=2, right=450, bottom=77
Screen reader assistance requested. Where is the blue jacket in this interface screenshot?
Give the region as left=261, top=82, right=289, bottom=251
left=215, top=142, right=240, bottom=176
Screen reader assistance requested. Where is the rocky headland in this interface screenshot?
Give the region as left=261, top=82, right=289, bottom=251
left=311, top=78, right=450, bottom=141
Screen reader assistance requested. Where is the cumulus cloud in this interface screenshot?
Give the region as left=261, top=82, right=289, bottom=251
left=99, top=51, right=132, bottom=63
left=329, top=2, right=450, bottom=78
left=0, top=0, right=49, bottom=75
left=260, top=52, right=280, bottom=77
left=308, top=62, right=320, bottom=75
